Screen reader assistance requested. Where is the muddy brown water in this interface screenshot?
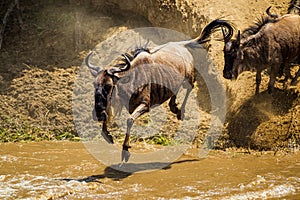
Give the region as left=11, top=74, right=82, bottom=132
left=0, top=141, right=299, bottom=199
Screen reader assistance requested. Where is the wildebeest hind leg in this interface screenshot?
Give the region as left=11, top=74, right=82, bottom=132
left=282, top=66, right=292, bottom=87
left=169, top=95, right=179, bottom=114
left=122, top=103, right=149, bottom=162
left=268, top=65, right=280, bottom=93
left=177, top=87, right=192, bottom=120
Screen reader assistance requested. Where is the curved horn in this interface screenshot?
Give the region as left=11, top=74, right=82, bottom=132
left=221, top=27, right=229, bottom=43
left=85, top=52, right=103, bottom=77
left=266, top=6, right=278, bottom=18
left=107, top=53, right=132, bottom=75
left=122, top=53, right=131, bottom=66
left=196, top=19, right=235, bottom=44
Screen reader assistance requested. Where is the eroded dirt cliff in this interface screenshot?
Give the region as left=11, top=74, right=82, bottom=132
left=0, top=0, right=299, bottom=150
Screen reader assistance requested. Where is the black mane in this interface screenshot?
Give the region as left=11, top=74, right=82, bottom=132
left=241, top=16, right=278, bottom=38
left=111, top=42, right=151, bottom=70
left=131, top=40, right=151, bottom=59
left=132, top=46, right=150, bottom=58
left=120, top=43, right=151, bottom=65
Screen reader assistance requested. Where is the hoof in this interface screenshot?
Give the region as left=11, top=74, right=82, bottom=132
left=121, top=146, right=130, bottom=162
left=101, top=131, right=114, bottom=144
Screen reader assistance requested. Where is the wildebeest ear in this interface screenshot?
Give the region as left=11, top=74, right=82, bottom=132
left=236, top=30, right=241, bottom=46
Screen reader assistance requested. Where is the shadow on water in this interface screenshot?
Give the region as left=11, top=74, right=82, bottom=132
left=226, top=87, right=297, bottom=148
left=60, top=159, right=199, bottom=183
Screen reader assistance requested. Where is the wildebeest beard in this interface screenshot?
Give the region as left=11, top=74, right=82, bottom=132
left=92, top=70, right=116, bottom=122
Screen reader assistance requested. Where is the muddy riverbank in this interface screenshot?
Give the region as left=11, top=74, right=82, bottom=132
left=1, top=0, right=299, bottom=149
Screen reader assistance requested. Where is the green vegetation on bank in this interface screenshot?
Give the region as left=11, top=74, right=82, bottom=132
left=0, top=115, right=80, bottom=142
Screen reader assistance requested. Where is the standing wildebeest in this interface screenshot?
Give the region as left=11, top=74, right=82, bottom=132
left=267, top=1, right=300, bottom=16
left=288, top=0, right=300, bottom=14
left=205, top=14, right=300, bottom=94
left=85, top=20, right=232, bottom=162
left=286, top=1, right=300, bottom=84
left=266, top=5, right=300, bottom=85
left=266, top=0, right=300, bottom=15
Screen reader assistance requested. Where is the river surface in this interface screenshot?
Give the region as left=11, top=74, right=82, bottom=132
left=0, top=141, right=299, bottom=199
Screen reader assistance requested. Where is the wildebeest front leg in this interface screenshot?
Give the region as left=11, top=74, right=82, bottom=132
left=122, top=103, right=149, bottom=162
left=101, top=121, right=114, bottom=144
left=268, top=65, right=280, bottom=93
left=255, top=70, right=262, bottom=94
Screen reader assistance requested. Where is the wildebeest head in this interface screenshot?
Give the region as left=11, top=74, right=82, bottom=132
left=222, top=28, right=241, bottom=80
left=193, top=19, right=236, bottom=79
left=85, top=52, right=131, bottom=121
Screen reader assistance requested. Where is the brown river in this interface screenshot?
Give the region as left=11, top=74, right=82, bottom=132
left=0, top=141, right=299, bottom=199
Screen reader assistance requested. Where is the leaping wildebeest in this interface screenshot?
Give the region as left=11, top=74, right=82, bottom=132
left=85, top=20, right=232, bottom=162
left=202, top=14, right=300, bottom=94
